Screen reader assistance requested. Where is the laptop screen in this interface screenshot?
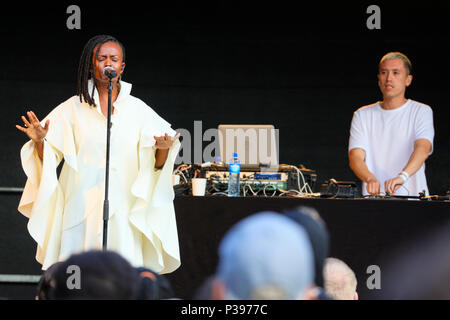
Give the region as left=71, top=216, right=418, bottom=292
left=217, top=124, right=279, bottom=169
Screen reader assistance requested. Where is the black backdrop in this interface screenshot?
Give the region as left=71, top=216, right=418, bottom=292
left=0, top=1, right=449, bottom=298
left=1, top=1, right=449, bottom=194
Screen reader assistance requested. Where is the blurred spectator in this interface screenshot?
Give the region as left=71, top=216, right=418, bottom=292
left=35, top=262, right=63, bottom=300
left=323, top=257, right=358, bottom=300
left=211, top=211, right=315, bottom=300
left=284, top=206, right=331, bottom=299
left=135, top=267, right=175, bottom=299
left=47, top=250, right=141, bottom=299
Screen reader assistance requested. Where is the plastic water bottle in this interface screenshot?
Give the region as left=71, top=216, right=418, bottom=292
left=228, top=153, right=241, bottom=197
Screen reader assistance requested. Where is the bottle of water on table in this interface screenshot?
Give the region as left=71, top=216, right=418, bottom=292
left=228, top=152, right=240, bottom=197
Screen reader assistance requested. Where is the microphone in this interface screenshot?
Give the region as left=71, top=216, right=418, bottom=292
left=103, top=66, right=117, bottom=79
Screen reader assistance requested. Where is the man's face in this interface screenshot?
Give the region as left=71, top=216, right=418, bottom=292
left=91, top=41, right=125, bottom=83
left=377, top=58, right=412, bottom=99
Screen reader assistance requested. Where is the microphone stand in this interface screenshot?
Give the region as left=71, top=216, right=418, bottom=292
left=102, top=77, right=113, bottom=250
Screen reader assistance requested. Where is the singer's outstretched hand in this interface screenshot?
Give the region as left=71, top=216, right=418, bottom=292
left=154, top=133, right=180, bottom=169
left=16, top=111, right=49, bottom=143
left=154, top=132, right=180, bottom=150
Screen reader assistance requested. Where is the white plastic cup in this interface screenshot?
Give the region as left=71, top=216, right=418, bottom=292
left=172, top=174, right=180, bottom=186
left=192, top=178, right=207, bottom=196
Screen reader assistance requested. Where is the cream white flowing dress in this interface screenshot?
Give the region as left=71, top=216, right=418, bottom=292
left=18, top=81, right=181, bottom=273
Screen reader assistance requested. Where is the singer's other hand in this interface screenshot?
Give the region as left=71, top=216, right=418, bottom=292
left=154, top=132, right=180, bottom=150
left=16, top=111, right=49, bottom=143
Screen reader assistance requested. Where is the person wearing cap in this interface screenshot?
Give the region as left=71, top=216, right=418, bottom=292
left=348, top=52, right=434, bottom=196
left=211, top=211, right=316, bottom=300
left=284, top=206, right=332, bottom=300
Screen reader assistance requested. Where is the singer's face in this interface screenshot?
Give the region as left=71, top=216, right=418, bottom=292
left=91, top=42, right=125, bottom=83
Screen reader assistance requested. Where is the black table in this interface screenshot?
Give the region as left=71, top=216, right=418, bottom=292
left=166, top=195, right=450, bottom=299
left=1, top=193, right=448, bottom=299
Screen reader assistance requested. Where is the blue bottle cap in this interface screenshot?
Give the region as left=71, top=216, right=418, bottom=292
left=233, top=152, right=238, bottom=157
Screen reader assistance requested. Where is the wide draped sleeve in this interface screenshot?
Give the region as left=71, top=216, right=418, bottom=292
left=129, top=104, right=181, bottom=274
left=17, top=97, right=79, bottom=269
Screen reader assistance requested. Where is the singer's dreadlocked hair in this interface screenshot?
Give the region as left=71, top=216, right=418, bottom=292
left=77, top=35, right=126, bottom=107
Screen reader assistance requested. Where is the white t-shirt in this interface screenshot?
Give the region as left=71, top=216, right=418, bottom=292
left=349, top=99, right=434, bottom=196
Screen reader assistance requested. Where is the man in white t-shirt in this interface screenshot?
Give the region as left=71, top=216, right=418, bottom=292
left=348, top=52, right=434, bottom=196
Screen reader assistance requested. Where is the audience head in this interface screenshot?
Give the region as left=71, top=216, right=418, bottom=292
left=48, top=250, right=141, bottom=299
left=135, top=267, right=175, bottom=300
left=323, top=257, right=358, bottom=300
left=212, top=211, right=315, bottom=300
left=284, top=206, right=330, bottom=288
left=36, top=262, right=63, bottom=300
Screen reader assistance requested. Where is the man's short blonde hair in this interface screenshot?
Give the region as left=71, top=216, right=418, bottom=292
left=379, top=52, right=412, bottom=75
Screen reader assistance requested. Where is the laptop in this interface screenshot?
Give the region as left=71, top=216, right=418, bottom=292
left=217, top=124, right=279, bottom=170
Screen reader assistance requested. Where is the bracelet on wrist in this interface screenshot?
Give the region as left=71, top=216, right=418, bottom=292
left=398, top=171, right=409, bottom=183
